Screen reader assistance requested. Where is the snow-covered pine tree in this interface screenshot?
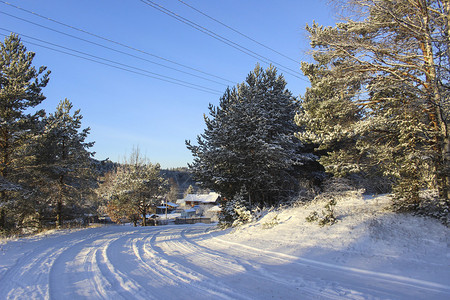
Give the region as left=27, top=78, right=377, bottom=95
left=187, top=64, right=316, bottom=206
left=297, top=0, right=449, bottom=211
left=0, top=34, right=50, bottom=230
left=36, top=99, right=95, bottom=227
left=295, top=59, right=365, bottom=177
left=219, top=192, right=253, bottom=228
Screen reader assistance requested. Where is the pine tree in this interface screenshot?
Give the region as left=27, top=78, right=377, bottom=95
left=187, top=64, right=316, bottom=206
left=36, top=99, right=95, bottom=227
left=0, top=34, right=50, bottom=230
left=297, top=0, right=449, bottom=210
left=219, top=192, right=253, bottom=228
left=296, top=60, right=364, bottom=177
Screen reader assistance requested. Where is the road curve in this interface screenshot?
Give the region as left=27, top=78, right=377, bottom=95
left=0, top=225, right=448, bottom=300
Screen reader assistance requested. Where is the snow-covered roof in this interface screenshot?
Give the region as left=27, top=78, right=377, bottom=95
left=206, top=205, right=221, bottom=212
left=183, top=192, right=220, bottom=204
left=158, top=202, right=179, bottom=208
left=145, top=214, right=159, bottom=218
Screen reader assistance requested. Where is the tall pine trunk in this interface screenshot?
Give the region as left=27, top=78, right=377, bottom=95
left=420, top=4, right=449, bottom=201
left=0, top=129, right=10, bottom=230
left=0, top=193, right=5, bottom=229
left=56, top=175, right=64, bottom=228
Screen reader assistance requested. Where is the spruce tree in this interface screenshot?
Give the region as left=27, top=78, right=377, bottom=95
left=0, top=34, right=50, bottom=229
left=187, top=65, right=315, bottom=206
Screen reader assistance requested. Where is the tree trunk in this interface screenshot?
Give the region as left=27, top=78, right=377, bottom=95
left=0, top=206, right=5, bottom=229
left=57, top=175, right=64, bottom=228
left=1, top=129, right=10, bottom=230
left=142, top=207, right=147, bottom=226
left=419, top=4, right=449, bottom=201
left=0, top=128, right=10, bottom=178
left=56, top=199, right=63, bottom=228
left=440, top=135, right=450, bottom=201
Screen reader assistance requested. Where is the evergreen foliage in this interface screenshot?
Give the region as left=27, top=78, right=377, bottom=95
left=296, top=0, right=449, bottom=215
left=0, top=34, right=99, bottom=233
left=219, top=193, right=253, bottom=228
left=35, top=99, right=96, bottom=227
left=306, top=199, right=337, bottom=226
left=0, top=34, right=50, bottom=230
left=187, top=64, right=316, bottom=206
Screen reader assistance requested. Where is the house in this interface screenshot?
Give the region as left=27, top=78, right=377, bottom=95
left=156, top=202, right=179, bottom=214
left=145, top=214, right=159, bottom=226
left=180, top=208, right=197, bottom=218
left=204, top=205, right=221, bottom=222
left=181, top=192, right=220, bottom=207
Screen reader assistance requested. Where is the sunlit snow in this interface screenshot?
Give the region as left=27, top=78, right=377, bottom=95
left=1, top=194, right=449, bottom=299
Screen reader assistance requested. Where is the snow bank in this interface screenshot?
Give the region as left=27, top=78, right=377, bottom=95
left=211, top=193, right=450, bottom=286
left=0, top=193, right=448, bottom=299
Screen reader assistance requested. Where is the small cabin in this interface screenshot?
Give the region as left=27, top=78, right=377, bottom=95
left=156, top=202, right=179, bottom=214
left=181, top=192, right=220, bottom=207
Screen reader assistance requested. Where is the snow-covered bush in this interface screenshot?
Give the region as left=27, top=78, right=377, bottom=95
left=219, top=194, right=253, bottom=228
left=262, top=214, right=279, bottom=229
left=392, top=189, right=449, bottom=226
left=305, top=178, right=363, bottom=227
left=306, top=198, right=337, bottom=226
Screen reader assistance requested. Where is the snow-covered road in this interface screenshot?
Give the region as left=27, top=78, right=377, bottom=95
left=1, top=224, right=449, bottom=299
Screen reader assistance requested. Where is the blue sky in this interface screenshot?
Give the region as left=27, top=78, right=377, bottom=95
left=1, top=0, right=336, bottom=168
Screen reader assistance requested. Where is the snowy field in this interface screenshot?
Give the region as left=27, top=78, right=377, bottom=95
left=0, top=194, right=449, bottom=299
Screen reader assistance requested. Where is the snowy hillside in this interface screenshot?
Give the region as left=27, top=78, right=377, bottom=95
left=0, top=194, right=449, bottom=299
left=213, top=193, right=450, bottom=291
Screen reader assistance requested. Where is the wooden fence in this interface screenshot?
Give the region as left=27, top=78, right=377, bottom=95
left=174, top=217, right=212, bottom=225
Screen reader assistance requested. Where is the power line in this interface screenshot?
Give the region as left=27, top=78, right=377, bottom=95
left=0, top=0, right=235, bottom=85
left=139, top=0, right=307, bottom=81
left=175, top=0, right=301, bottom=65
left=0, top=30, right=223, bottom=95
left=140, top=0, right=303, bottom=78
left=0, top=11, right=229, bottom=87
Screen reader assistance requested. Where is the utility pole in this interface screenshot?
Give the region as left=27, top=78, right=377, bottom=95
left=165, top=196, right=168, bottom=222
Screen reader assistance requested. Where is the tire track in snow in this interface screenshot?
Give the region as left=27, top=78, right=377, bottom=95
left=94, top=234, right=148, bottom=300
left=151, top=226, right=344, bottom=299
left=206, top=229, right=450, bottom=299
left=178, top=226, right=348, bottom=300
left=47, top=229, right=139, bottom=299
left=80, top=245, right=108, bottom=299
left=142, top=227, right=252, bottom=300
left=130, top=231, right=237, bottom=299
left=0, top=229, right=112, bottom=300
left=2, top=224, right=448, bottom=299
left=48, top=227, right=155, bottom=300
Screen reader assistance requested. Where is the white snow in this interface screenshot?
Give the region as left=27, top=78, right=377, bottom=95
left=1, top=194, right=449, bottom=299
left=182, top=192, right=220, bottom=204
